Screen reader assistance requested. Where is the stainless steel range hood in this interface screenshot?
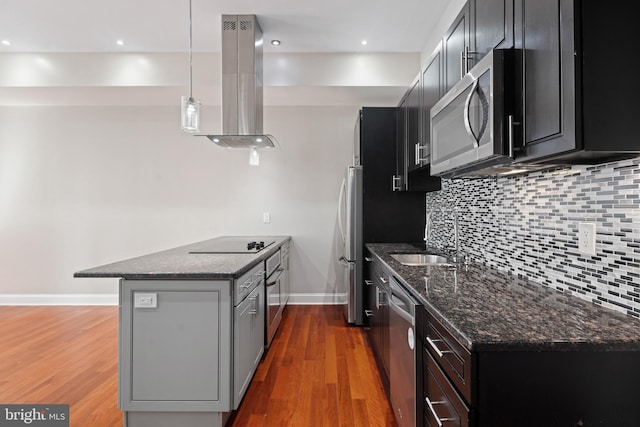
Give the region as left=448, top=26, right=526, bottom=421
left=203, top=15, right=276, bottom=149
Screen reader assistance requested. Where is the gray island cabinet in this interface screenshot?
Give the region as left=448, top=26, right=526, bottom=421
left=74, top=235, right=291, bottom=427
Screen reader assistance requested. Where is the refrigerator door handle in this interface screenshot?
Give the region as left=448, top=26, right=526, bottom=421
left=338, top=256, right=351, bottom=267
left=337, top=177, right=346, bottom=244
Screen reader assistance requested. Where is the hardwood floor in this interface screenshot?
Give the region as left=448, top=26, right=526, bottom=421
left=0, top=306, right=121, bottom=426
left=232, top=305, right=397, bottom=427
left=0, top=305, right=396, bottom=427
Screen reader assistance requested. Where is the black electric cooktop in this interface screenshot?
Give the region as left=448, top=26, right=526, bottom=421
left=189, top=237, right=275, bottom=254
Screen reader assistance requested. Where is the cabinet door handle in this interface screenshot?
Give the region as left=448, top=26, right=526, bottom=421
left=364, top=280, right=374, bottom=287
left=415, top=143, right=420, bottom=165
left=391, top=175, right=402, bottom=191
left=426, top=336, right=452, bottom=358
left=460, top=50, right=466, bottom=79
left=364, top=257, right=373, bottom=262
left=380, top=276, right=387, bottom=284
left=364, top=310, right=373, bottom=317
left=465, top=46, right=477, bottom=74
left=241, top=279, right=254, bottom=289
left=425, top=397, right=456, bottom=427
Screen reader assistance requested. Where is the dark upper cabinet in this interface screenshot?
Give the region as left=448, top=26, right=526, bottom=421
left=407, top=77, right=423, bottom=174
left=471, top=0, right=514, bottom=64
left=393, top=95, right=408, bottom=191
left=419, top=46, right=443, bottom=169
left=443, top=3, right=471, bottom=93
left=513, top=0, right=572, bottom=161
left=395, top=74, right=442, bottom=193
left=513, top=0, right=639, bottom=164
left=443, top=0, right=514, bottom=91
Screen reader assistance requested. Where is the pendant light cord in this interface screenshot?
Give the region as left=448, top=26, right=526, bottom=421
left=188, top=0, right=193, bottom=98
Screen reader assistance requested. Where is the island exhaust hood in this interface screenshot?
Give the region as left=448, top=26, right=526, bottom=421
left=203, top=14, right=277, bottom=149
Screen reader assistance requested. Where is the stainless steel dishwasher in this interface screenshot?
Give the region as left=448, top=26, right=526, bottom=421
left=389, top=275, right=419, bottom=427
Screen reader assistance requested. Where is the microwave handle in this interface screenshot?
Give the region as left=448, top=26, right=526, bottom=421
left=463, top=78, right=480, bottom=148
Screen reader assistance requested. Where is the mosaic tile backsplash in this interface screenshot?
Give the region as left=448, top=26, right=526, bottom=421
left=425, top=158, right=640, bottom=317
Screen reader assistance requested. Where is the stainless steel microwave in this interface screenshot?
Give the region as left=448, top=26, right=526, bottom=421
left=430, top=49, right=516, bottom=177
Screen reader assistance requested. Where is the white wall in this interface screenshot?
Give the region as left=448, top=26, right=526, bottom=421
left=0, top=51, right=420, bottom=304
left=0, top=104, right=356, bottom=303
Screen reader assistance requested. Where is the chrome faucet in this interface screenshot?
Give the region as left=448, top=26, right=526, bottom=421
left=425, top=206, right=462, bottom=263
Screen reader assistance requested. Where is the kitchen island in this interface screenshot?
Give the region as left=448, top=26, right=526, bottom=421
left=75, top=235, right=291, bottom=427
left=366, top=243, right=640, bottom=427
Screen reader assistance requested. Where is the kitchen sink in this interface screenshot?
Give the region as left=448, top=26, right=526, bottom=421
left=390, top=253, right=452, bottom=266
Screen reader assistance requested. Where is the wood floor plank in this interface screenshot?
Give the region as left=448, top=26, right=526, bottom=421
left=0, top=306, right=121, bottom=427
left=0, top=305, right=397, bottom=426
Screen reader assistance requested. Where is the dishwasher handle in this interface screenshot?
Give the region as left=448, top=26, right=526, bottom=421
left=388, top=294, right=415, bottom=325
left=266, top=269, right=283, bottom=287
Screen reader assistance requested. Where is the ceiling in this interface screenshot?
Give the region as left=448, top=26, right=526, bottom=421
left=0, top=0, right=449, bottom=53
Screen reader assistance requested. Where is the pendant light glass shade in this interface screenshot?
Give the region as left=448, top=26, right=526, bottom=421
left=181, top=0, right=199, bottom=133
left=248, top=147, right=260, bottom=166
left=181, top=96, right=200, bottom=133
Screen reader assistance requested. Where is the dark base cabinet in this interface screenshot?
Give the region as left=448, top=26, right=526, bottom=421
left=364, top=251, right=390, bottom=396
left=419, top=306, right=640, bottom=427
left=477, top=351, right=640, bottom=426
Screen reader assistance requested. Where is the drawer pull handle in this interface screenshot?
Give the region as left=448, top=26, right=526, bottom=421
left=380, top=276, right=387, bottom=284
left=365, top=257, right=373, bottom=262
left=426, top=336, right=452, bottom=358
left=364, top=310, right=373, bottom=317
left=425, top=397, right=456, bottom=427
left=249, top=296, right=259, bottom=315
left=240, top=279, right=254, bottom=289
left=364, top=280, right=374, bottom=287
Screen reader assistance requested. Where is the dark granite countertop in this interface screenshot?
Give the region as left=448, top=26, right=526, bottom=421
left=74, top=235, right=291, bottom=280
left=366, top=243, right=640, bottom=352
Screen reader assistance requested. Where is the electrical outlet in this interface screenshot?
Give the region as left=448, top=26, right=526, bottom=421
left=134, top=293, right=157, bottom=308
left=578, top=223, right=596, bottom=256
left=263, top=212, right=271, bottom=223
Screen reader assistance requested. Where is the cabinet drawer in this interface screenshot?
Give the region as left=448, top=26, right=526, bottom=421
left=423, top=309, right=472, bottom=402
left=424, top=350, right=471, bottom=427
left=370, top=259, right=387, bottom=288
left=280, top=242, right=290, bottom=257
left=235, top=263, right=264, bottom=305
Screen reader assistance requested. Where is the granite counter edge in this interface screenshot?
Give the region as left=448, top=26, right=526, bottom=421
left=74, top=236, right=291, bottom=280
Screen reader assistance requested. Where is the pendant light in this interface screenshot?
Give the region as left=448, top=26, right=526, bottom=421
left=181, top=0, right=200, bottom=133
left=248, top=147, right=260, bottom=166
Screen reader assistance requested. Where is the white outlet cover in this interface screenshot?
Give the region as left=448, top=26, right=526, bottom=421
left=578, top=222, right=596, bottom=256
left=134, top=292, right=157, bottom=308
left=263, top=212, right=271, bottom=223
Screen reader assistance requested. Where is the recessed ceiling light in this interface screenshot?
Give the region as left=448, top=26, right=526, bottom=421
left=270, top=40, right=281, bottom=46
left=1, top=40, right=10, bottom=46
left=361, top=40, right=368, bottom=46
left=116, top=40, right=125, bottom=46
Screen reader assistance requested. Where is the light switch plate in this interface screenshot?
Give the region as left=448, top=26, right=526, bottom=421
left=134, top=292, right=157, bottom=308
left=578, top=223, right=596, bottom=256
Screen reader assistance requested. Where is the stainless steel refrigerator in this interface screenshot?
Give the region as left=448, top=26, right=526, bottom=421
left=338, top=165, right=363, bottom=324
left=338, top=107, right=438, bottom=325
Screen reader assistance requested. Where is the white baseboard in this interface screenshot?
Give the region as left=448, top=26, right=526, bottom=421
left=0, top=294, right=119, bottom=306
left=287, top=292, right=346, bottom=305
